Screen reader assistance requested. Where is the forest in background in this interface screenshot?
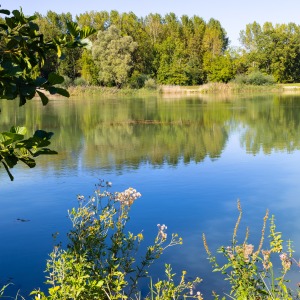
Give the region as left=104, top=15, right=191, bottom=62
left=19, top=10, right=300, bottom=87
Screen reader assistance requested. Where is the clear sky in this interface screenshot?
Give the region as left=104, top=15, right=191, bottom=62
left=2, top=0, right=300, bottom=47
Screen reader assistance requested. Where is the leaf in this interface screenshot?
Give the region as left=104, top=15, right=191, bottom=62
left=33, top=149, right=58, bottom=157
left=19, top=157, right=36, bottom=168
left=10, top=126, right=27, bottom=135
left=1, top=161, right=14, bottom=181
left=0, top=24, right=8, bottom=30
left=96, top=280, right=104, bottom=287
left=19, top=94, right=27, bottom=106
left=55, top=87, right=70, bottom=97
left=56, top=44, right=62, bottom=58
left=48, top=73, right=64, bottom=85
left=4, top=154, right=18, bottom=168
left=36, top=90, right=49, bottom=106
left=66, top=21, right=80, bottom=37
left=0, top=132, right=24, bottom=145
left=5, top=17, right=15, bottom=29
left=79, top=27, right=97, bottom=39
left=33, top=130, right=54, bottom=140
left=35, top=77, right=47, bottom=87
left=0, top=9, right=10, bottom=15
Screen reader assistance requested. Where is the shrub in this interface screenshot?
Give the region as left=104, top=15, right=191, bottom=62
left=233, top=72, right=276, bottom=86
left=128, top=72, right=149, bottom=89
left=203, top=200, right=299, bottom=299
left=73, top=77, right=88, bottom=87
left=144, top=78, right=157, bottom=90
left=31, top=181, right=201, bottom=300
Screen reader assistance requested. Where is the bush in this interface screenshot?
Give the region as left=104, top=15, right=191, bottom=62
left=144, top=78, right=157, bottom=90
left=30, top=181, right=201, bottom=300
left=233, top=71, right=276, bottom=86
left=203, top=200, right=299, bottom=299
left=128, top=72, right=148, bottom=89
left=73, top=77, right=88, bottom=87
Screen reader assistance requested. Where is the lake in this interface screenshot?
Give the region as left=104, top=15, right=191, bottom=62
left=1, top=93, right=300, bottom=298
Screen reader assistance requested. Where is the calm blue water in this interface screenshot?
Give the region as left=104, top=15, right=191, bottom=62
left=1, top=94, right=300, bottom=298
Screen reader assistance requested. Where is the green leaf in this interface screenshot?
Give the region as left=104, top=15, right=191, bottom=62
left=5, top=17, right=15, bottom=29
left=0, top=9, right=10, bottom=15
left=35, top=77, right=47, bottom=87
left=79, top=27, right=97, bottom=39
left=33, top=130, right=54, bottom=140
left=96, top=280, right=104, bottom=287
left=10, top=126, right=27, bottom=135
left=66, top=21, right=80, bottom=37
left=54, top=87, right=70, bottom=97
left=1, top=161, right=14, bottom=181
left=48, top=73, right=64, bottom=85
left=36, top=90, right=49, bottom=106
left=4, top=154, right=18, bottom=168
left=33, top=149, right=58, bottom=157
left=0, top=24, right=8, bottom=30
left=0, top=132, right=24, bottom=145
left=19, top=157, right=36, bottom=168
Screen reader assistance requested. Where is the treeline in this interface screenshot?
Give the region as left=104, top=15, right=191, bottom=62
left=33, top=10, right=300, bottom=87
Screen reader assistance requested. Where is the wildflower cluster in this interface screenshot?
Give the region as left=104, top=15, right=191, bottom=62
left=157, top=223, right=168, bottom=240
left=203, top=201, right=300, bottom=300
left=115, top=187, right=141, bottom=206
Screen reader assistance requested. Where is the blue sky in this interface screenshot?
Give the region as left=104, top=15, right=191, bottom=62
left=2, top=0, right=300, bottom=47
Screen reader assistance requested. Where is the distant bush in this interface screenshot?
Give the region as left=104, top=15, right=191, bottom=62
left=128, top=71, right=148, bottom=89
left=233, top=71, right=276, bottom=86
left=73, top=77, right=88, bottom=86
left=144, top=78, right=157, bottom=90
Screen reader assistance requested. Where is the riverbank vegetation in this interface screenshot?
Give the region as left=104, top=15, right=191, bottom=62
left=29, top=10, right=300, bottom=91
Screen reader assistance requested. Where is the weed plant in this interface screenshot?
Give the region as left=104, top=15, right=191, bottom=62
left=203, top=200, right=300, bottom=300
left=29, top=181, right=201, bottom=300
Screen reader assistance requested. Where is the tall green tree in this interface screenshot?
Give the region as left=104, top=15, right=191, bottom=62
left=92, top=25, right=137, bottom=87
left=240, top=21, right=300, bottom=82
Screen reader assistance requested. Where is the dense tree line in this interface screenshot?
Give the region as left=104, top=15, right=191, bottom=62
left=33, top=10, right=300, bottom=87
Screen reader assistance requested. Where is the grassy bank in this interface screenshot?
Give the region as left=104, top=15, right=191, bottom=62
left=68, top=85, right=158, bottom=97
left=65, top=83, right=300, bottom=99
left=160, top=83, right=285, bottom=95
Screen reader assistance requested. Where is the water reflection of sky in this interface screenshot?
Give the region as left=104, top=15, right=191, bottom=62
left=1, top=97, right=300, bottom=298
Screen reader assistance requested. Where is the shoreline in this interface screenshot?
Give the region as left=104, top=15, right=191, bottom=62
left=36, top=83, right=300, bottom=100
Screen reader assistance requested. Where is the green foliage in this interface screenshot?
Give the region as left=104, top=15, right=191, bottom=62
left=146, top=264, right=202, bottom=300
left=0, top=8, right=95, bottom=106
left=73, top=77, right=88, bottom=87
left=92, top=25, right=137, bottom=87
left=205, top=53, right=236, bottom=83
left=0, top=126, right=57, bottom=180
left=203, top=200, right=299, bottom=299
left=144, top=78, right=157, bottom=90
left=79, top=49, right=99, bottom=85
left=128, top=71, right=148, bottom=89
left=233, top=71, right=276, bottom=86
left=31, top=181, right=190, bottom=300
left=239, top=22, right=300, bottom=83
